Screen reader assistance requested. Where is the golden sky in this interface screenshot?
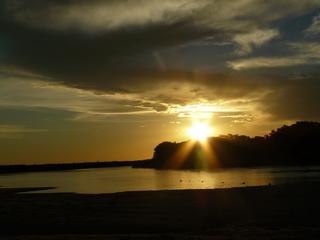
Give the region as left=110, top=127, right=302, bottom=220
left=1, top=0, right=320, bottom=164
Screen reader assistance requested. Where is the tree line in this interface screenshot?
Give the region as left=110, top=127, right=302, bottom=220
left=140, top=121, right=320, bottom=169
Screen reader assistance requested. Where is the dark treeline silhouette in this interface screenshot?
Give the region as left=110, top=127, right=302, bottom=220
left=139, top=121, right=320, bottom=169
left=0, top=160, right=150, bottom=175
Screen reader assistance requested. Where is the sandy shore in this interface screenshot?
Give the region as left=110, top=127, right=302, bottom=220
left=1, top=182, right=320, bottom=239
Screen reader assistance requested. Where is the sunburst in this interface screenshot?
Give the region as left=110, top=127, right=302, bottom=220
left=188, top=122, right=212, bottom=141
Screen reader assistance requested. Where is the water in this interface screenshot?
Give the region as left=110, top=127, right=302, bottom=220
left=1, top=166, right=319, bottom=194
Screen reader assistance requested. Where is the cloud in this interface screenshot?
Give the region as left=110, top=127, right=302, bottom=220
left=258, top=78, right=320, bottom=121
left=289, top=41, right=320, bottom=56
left=304, top=13, right=320, bottom=35
left=0, top=125, right=46, bottom=133
left=0, top=77, right=165, bottom=116
left=0, top=0, right=319, bottom=96
left=228, top=42, right=320, bottom=69
left=4, top=0, right=319, bottom=33
left=1, top=0, right=320, bottom=127
left=0, top=125, right=47, bottom=139
left=0, top=71, right=278, bottom=124
left=227, top=57, right=311, bottom=70
left=4, top=0, right=208, bottom=32
left=233, top=29, right=279, bottom=55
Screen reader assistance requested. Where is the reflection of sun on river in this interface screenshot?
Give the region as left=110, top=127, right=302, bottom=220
left=1, top=166, right=319, bottom=194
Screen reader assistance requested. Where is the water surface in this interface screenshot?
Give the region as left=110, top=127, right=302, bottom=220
left=1, top=166, right=319, bottom=194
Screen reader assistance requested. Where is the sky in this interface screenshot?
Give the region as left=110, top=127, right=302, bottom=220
left=1, top=0, right=320, bottom=165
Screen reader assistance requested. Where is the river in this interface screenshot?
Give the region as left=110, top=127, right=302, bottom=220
left=1, top=166, right=319, bottom=194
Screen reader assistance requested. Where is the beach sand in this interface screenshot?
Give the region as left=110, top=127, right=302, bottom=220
left=1, top=182, right=320, bottom=239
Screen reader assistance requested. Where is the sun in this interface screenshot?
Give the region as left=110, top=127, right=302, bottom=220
left=188, top=122, right=212, bottom=141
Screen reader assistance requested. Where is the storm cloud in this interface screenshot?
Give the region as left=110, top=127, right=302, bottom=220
left=1, top=0, right=320, bottom=121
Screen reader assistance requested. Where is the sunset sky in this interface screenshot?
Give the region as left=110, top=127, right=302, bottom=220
left=1, top=0, right=320, bottom=165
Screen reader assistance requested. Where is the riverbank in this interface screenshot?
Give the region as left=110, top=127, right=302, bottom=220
left=0, top=187, right=56, bottom=194
left=0, top=160, right=150, bottom=175
left=0, top=181, right=320, bottom=239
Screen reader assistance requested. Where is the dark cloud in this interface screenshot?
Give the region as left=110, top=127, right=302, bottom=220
left=1, top=0, right=319, bottom=95
left=0, top=10, right=216, bottom=93
left=259, top=77, right=320, bottom=121
left=1, top=0, right=320, bottom=123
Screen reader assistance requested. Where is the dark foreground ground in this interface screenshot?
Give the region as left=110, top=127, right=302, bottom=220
left=1, top=182, right=320, bottom=239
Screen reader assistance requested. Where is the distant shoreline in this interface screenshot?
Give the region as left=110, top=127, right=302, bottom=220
left=2, top=160, right=319, bottom=176
left=0, top=160, right=150, bottom=175
left=0, top=187, right=56, bottom=194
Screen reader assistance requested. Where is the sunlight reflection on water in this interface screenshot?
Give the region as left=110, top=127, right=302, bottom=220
left=1, top=166, right=320, bottom=194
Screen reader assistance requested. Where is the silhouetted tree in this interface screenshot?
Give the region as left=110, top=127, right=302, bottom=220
left=145, top=121, right=320, bottom=169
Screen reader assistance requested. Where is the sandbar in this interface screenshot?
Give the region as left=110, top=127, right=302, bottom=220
left=0, top=182, right=320, bottom=239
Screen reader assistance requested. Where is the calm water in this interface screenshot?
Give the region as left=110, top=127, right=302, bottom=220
left=1, top=166, right=320, bottom=194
